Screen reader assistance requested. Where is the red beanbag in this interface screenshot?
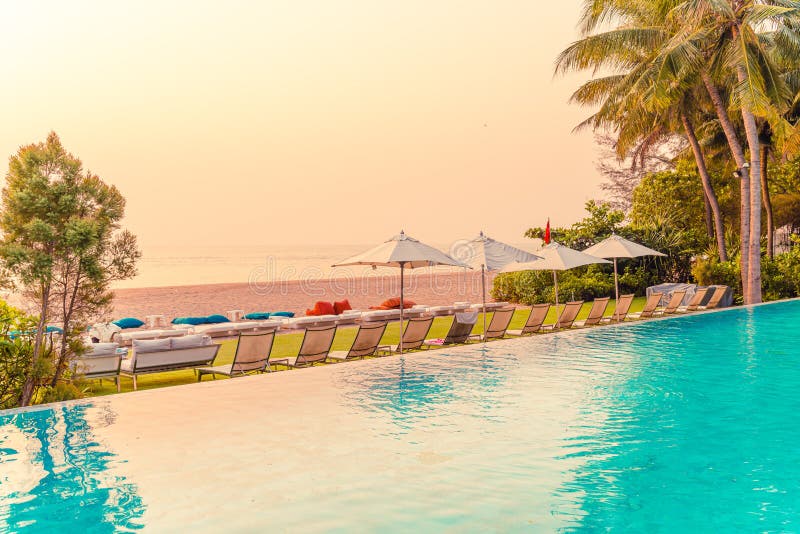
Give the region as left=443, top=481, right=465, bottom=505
left=306, top=301, right=335, bottom=316
left=334, top=299, right=352, bottom=315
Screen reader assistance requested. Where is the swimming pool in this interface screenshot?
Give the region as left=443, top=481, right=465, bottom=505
left=2, top=300, right=800, bottom=531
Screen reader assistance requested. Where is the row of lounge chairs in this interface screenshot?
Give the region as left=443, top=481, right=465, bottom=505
left=201, top=286, right=730, bottom=377
left=76, top=286, right=729, bottom=390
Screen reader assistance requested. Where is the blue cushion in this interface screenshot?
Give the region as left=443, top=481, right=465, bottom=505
left=112, top=317, right=145, bottom=329
left=244, top=312, right=272, bottom=320
left=171, top=317, right=207, bottom=326
left=270, top=311, right=295, bottom=318
left=204, top=314, right=230, bottom=324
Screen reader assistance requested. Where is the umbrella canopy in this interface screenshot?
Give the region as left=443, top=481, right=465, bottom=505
left=465, top=232, right=542, bottom=338
left=583, top=234, right=665, bottom=303
left=583, top=234, right=666, bottom=259
left=332, top=231, right=468, bottom=353
left=501, top=242, right=611, bottom=273
left=465, top=231, right=542, bottom=271
left=500, top=242, right=610, bottom=324
left=333, top=231, right=466, bottom=269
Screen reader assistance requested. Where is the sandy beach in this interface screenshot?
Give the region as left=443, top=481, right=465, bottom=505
left=111, top=271, right=498, bottom=320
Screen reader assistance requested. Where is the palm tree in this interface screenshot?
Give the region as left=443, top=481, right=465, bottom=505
left=556, top=0, right=729, bottom=261
left=665, top=0, right=800, bottom=302
left=562, top=0, right=800, bottom=303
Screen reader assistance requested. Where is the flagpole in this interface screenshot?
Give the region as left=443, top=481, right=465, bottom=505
left=481, top=264, right=487, bottom=342
left=399, top=261, right=405, bottom=354
left=553, top=270, right=559, bottom=328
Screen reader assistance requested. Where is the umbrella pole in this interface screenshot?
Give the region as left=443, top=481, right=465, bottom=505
left=399, top=262, right=405, bottom=355
left=613, top=257, right=619, bottom=306
left=481, top=264, right=487, bottom=343
left=553, top=270, right=560, bottom=328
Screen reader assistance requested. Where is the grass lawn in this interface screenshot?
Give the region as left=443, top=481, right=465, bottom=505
left=82, top=297, right=647, bottom=398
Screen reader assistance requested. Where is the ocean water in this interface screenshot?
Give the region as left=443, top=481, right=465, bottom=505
left=112, top=241, right=535, bottom=288
left=2, top=301, right=800, bottom=531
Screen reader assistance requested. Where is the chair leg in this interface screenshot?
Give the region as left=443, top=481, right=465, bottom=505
left=116, top=377, right=121, bottom=393
left=132, top=375, right=138, bottom=391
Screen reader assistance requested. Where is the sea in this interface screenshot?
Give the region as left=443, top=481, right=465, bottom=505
left=112, top=241, right=536, bottom=289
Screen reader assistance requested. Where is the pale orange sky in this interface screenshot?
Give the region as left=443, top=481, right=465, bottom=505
left=0, top=1, right=600, bottom=251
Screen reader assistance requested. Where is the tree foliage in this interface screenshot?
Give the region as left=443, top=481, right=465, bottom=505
left=0, top=132, right=140, bottom=407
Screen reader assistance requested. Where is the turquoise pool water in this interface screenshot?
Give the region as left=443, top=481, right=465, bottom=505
left=2, top=300, right=800, bottom=531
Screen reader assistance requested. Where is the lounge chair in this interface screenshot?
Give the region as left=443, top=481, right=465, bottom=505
left=272, top=325, right=338, bottom=368
left=113, top=326, right=193, bottom=346
left=470, top=307, right=515, bottom=341
left=507, top=303, right=551, bottom=336
left=656, top=290, right=686, bottom=315
left=469, top=302, right=510, bottom=312
left=196, top=330, right=277, bottom=380
left=424, top=311, right=478, bottom=347
left=327, top=322, right=388, bottom=361
left=377, top=316, right=435, bottom=354
left=191, top=320, right=283, bottom=338
left=72, top=343, right=123, bottom=392
left=574, top=297, right=610, bottom=327
left=677, top=288, right=709, bottom=313
left=361, top=309, right=402, bottom=322
left=699, top=285, right=728, bottom=310
left=542, top=301, right=584, bottom=330
left=601, top=294, right=635, bottom=323
left=280, top=315, right=339, bottom=330
left=120, top=335, right=220, bottom=390
left=629, top=292, right=663, bottom=319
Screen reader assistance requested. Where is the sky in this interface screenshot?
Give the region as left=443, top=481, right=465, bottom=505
left=0, top=0, right=601, bottom=251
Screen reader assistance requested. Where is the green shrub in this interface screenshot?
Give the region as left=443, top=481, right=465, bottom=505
left=0, top=302, right=57, bottom=409
left=39, top=382, right=85, bottom=404
left=691, top=256, right=741, bottom=297
left=492, top=267, right=613, bottom=304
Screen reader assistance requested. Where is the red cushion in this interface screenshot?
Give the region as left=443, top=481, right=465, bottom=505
left=314, top=301, right=335, bottom=315
left=380, top=297, right=415, bottom=309
left=369, top=305, right=391, bottom=310
left=334, top=299, right=352, bottom=315
left=305, top=308, right=317, bottom=316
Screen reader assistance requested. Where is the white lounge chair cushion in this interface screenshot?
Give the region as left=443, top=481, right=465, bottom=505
left=171, top=334, right=211, bottom=349
left=133, top=338, right=172, bottom=354
left=119, top=327, right=190, bottom=342
left=87, top=342, right=119, bottom=356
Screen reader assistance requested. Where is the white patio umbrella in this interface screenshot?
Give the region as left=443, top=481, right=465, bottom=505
left=500, top=242, right=611, bottom=325
left=464, top=231, right=542, bottom=338
left=332, top=231, right=468, bottom=353
left=583, top=234, right=666, bottom=303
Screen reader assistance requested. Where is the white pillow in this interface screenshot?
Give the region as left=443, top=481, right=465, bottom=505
left=170, top=335, right=210, bottom=350
left=87, top=342, right=119, bottom=356
left=133, top=338, right=172, bottom=354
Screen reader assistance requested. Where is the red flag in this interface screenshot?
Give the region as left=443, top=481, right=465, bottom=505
left=544, top=218, right=551, bottom=244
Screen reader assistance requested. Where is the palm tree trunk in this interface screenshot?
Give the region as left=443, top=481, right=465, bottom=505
left=681, top=111, right=728, bottom=261
left=703, top=192, right=714, bottom=239
left=761, top=145, right=774, bottom=259
left=701, top=71, right=750, bottom=297
left=734, top=64, right=763, bottom=304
